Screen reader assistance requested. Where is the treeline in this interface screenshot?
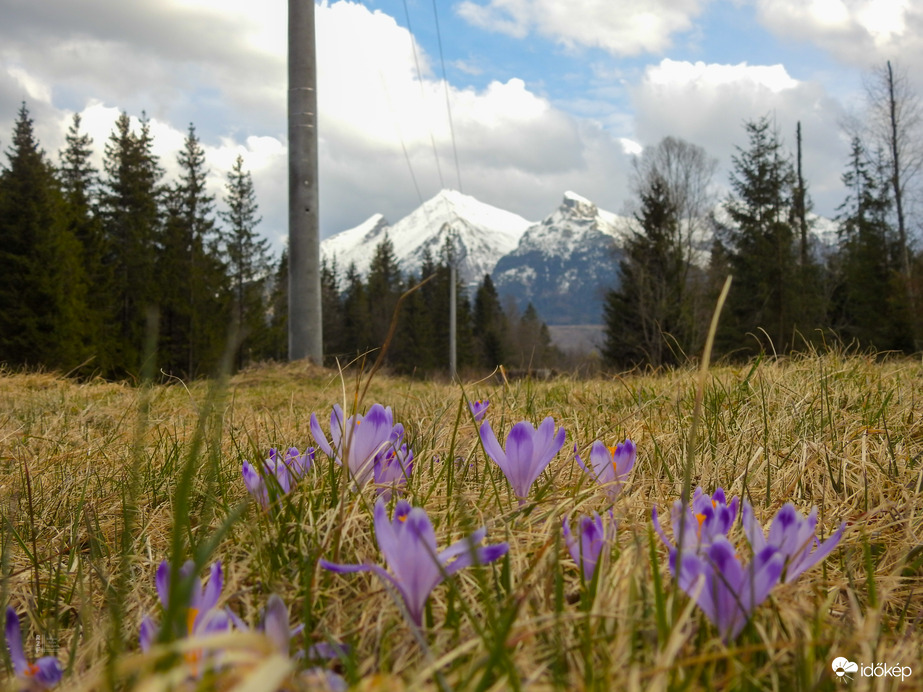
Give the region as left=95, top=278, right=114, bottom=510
left=604, top=62, right=923, bottom=368
left=0, top=102, right=556, bottom=380
left=0, top=104, right=277, bottom=378
left=309, top=237, right=559, bottom=375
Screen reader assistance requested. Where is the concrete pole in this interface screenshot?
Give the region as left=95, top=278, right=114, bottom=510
left=288, top=0, right=323, bottom=362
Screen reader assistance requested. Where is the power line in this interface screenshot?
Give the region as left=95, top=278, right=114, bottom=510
left=401, top=0, right=444, bottom=191
left=431, top=0, right=463, bottom=193
left=379, top=70, right=425, bottom=209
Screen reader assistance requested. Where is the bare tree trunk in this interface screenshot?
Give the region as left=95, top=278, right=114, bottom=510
left=886, top=61, right=912, bottom=281
left=288, top=0, right=323, bottom=363
left=795, top=121, right=808, bottom=267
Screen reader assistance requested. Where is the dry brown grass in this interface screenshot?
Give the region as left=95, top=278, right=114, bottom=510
left=1, top=352, right=922, bottom=690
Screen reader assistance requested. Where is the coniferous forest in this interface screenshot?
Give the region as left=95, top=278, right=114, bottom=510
left=0, top=104, right=559, bottom=380
left=603, top=63, right=923, bottom=369
left=2, top=61, right=923, bottom=381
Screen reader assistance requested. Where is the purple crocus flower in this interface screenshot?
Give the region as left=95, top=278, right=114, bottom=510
left=242, top=447, right=314, bottom=510
left=310, top=404, right=404, bottom=487
left=575, top=439, right=636, bottom=501
left=478, top=417, right=566, bottom=504
left=320, top=498, right=509, bottom=626
left=673, top=535, right=784, bottom=641
left=468, top=399, right=490, bottom=423
left=259, top=594, right=304, bottom=656
left=140, top=560, right=232, bottom=677
left=653, top=487, right=739, bottom=554
left=742, top=501, right=846, bottom=584
left=373, top=443, right=414, bottom=500
left=562, top=510, right=616, bottom=582
left=5, top=607, right=62, bottom=690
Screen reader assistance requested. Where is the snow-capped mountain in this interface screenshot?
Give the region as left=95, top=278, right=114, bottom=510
left=321, top=189, right=532, bottom=286
left=492, top=192, right=630, bottom=325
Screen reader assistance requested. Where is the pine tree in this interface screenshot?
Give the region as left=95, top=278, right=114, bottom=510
left=0, top=103, right=89, bottom=370
left=100, top=111, right=163, bottom=375
left=219, top=154, right=271, bottom=369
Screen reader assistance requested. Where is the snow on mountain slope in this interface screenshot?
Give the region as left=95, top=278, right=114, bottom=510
left=320, top=213, right=390, bottom=275
left=493, top=192, right=630, bottom=325
left=321, top=189, right=533, bottom=285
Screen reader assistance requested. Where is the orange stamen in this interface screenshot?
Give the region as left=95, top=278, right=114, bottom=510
left=185, top=608, right=203, bottom=672
left=695, top=513, right=706, bottom=537
left=186, top=608, right=199, bottom=635
left=25, top=663, right=39, bottom=677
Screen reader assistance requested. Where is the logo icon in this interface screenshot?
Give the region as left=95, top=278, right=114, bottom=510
left=832, top=657, right=859, bottom=679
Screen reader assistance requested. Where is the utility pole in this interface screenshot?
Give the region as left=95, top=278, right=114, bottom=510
left=445, top=223, right=457, bottom=378
left=288, top=0, right=323, bottom=363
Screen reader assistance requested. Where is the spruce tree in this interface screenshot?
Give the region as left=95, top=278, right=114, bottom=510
left=100, top=111, right=163, bottom=375
left=603, top=174, right=684, bottom=368
left=169, top=123, right=228, bottom=376
left=513, top=302, right=558, bottom=369
left=258, top=250, right=289, bottom=362
left=340, top=262, right=372, bottom=364
left=832, top=137, right=914, bottom=351
left=473, top=273, right=510, bottom=370
left=320, top=255, right=346, bottom=364
left=716, top=116, right=802, bottom=356
left=0, top=103, right=89, bottom=370
left=219, top=154, right=271, bottom=370
left=366, top=234, right=402, bottom=353
left=59, top=112, right=107, bottom=372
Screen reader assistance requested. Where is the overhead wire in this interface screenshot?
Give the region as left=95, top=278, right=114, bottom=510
left=401, top=0, right=445, bottom=192
left=378, top=69, right=425, bottom=209
left=430, top=0, right=463, bottom=193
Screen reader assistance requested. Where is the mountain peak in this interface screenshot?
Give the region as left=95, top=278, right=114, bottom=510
left=561, top=191, right=598, bottom=219
left=320, top=190, right=531, bottom=284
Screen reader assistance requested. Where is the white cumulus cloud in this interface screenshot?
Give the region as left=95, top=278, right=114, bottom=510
left=755, top=0, right=923, bottom=71
left=456, top=0, right=708, bottom=56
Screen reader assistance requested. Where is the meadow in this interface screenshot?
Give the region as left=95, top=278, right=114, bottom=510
left=1, top=350, right=922, bottom=691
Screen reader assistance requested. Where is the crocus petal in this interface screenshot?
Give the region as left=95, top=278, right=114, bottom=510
left=261, top=595, right=291, bottom=654
left=33, top=656, right=64, bottom=688
left=139, top=616, right=158, bottom=653
left=529, top=418, right=565, bottom=489
left=741, top=501, right=767, bottom=553
left=196, top=608, right=231, bottom=637
left=310, top=413, right=334, bottom=459
left=156, top=561, right=171, bottom=606
left=443, top=541, right=509, bottom=577
left=5, top=607, right=27, bottom=674
left=586, top=441, right=614, bottom=483
left=198, top=561, right=223, bottom=614
left=784, top=520, right=846, bottom=583
left=504, top=422, right=536, bottom=497
left=479, top=420, right=512, bottom=480
left=373, top=497, right=405, bottom=564
left=438, top=527, right=488, bottom=567
left=328, top=405, right=345, bottom=454
left=469, top=399, right=490, bottom=422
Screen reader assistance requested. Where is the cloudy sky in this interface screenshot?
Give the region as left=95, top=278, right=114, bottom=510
left=1, top=0, right=921, bottom=254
